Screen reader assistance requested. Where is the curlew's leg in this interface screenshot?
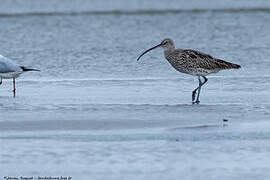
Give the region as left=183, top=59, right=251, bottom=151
left=192, top=87, right=198, bottom=102
left=13, top=78, right=16, bottom=98
left=192, top=77, right=201, bottom=102
left=192, top=76, right=208, bottom=104
left=194, top=77, right=203, bottom=104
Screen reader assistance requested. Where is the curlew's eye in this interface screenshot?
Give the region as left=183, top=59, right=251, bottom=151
left=163, top=41, right=168, bottom=45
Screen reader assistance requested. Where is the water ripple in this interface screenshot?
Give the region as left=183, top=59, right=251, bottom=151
left=1, top=8, right=270, bottom=18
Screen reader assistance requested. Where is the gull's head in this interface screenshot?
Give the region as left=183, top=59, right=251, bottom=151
left=137, top=38, right=174, bottom=61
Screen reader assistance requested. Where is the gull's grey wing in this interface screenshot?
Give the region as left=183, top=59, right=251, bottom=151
left=0, top=55, right=22, bottom=73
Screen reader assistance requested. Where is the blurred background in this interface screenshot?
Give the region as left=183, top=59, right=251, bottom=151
left=1, top=0, right=270, bottom=179
left=1, top=0, right=270, bottom=80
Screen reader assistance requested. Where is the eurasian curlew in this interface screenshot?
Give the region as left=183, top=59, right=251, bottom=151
left=137, top=38, right=241, bottom=104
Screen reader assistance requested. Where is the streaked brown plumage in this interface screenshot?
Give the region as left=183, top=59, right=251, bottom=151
left=137, top=38, right=241, bottom=104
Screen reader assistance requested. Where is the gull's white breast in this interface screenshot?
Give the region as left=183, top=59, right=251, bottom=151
left=0, top=55, right=23, bottom=79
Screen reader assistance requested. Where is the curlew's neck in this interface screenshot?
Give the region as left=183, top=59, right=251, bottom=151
left=164, top=45, right=175, bottom=57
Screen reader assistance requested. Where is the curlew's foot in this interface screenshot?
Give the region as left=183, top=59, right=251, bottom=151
left=13, top=89, right=16, bottom=98
left=192, top=90, right=197, bottom=101
left=192, top=100, right=200, bottom=104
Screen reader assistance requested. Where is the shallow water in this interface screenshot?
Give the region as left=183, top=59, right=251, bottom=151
left=1, top=0, right=270, bottom=179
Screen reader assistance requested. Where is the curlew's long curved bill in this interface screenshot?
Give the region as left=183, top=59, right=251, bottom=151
left=137, top=43, right=162, bottom=61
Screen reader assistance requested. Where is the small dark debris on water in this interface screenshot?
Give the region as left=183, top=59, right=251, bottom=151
left=175, top=139, right=179, bottom=142
left=223, top=119, right=229, bottom=122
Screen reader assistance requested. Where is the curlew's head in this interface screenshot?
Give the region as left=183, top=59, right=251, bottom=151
left=137, top=38, right=175, bottom=61
left=160, top=38, right=175, bottom=50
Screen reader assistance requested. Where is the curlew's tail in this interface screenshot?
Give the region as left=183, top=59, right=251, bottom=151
left=215, top=59, right=241, bottom=69
left=20, top=66, right=40, bottom=72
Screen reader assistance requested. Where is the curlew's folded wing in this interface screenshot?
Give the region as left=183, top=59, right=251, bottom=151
left=182, top=49, right=240, bottom=70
